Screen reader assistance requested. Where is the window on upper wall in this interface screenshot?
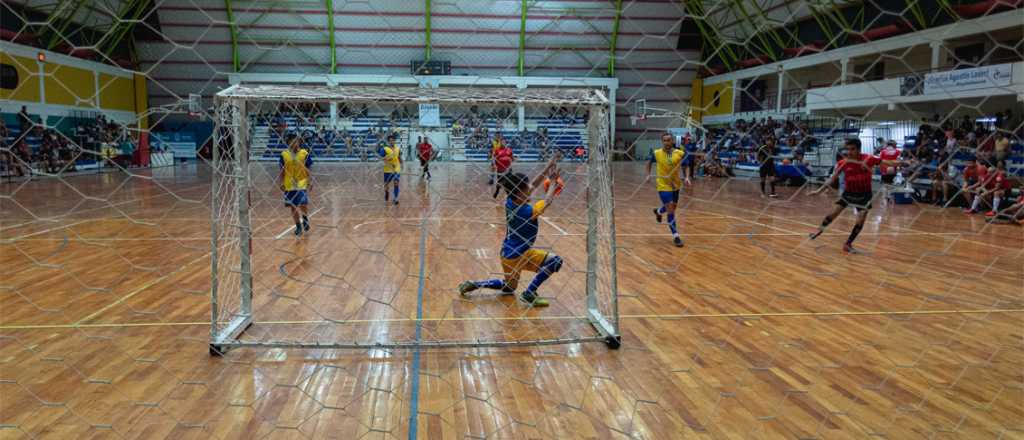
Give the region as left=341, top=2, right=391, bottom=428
left=0, top=64, right=18, bottom=90
left=951, top=42, right=986, bottom=68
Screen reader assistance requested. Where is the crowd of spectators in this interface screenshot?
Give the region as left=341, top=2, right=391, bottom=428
left=258, top=103, right=585, bottom=161
left=893, top=113, right=1021, bottom=221
left=696, top=116, right=817, bottom=174
left=1, top=110, right=143, bottom=178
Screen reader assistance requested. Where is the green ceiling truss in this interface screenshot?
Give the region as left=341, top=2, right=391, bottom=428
left=225, top=0, right=239, bottom=72
left=326, top=0, right=336, bottom=73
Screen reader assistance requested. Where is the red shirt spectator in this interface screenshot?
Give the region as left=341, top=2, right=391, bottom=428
left=835, top=153, right=881, bottom=193
left=988, top=169, right=1011, bottom=191
left=963, top=163, right=988, bottom=185
left=879, top=145, right=899, bottom=175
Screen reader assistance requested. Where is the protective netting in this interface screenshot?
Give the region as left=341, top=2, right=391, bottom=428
left=210, top=86, right=618, bottom=350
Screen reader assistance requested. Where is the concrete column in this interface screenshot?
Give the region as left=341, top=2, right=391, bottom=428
left=329, top=101, right=337, bottom=129
left=840, top=58, right=850, bottom=85
left=776, top=70, right=784, bottom=113
left=930, top=41, right=943, bottom=70
left=516, top=82, right=526, bottom=131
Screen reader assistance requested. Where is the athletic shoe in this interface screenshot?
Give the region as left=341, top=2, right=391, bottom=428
left=809, top=229, right=824, bottom=240
left=294, top=225, right=302, bottom=237
left=394, top=200, right=399, bottom=206
left=653, top=208, right=662, bottom=224
left=843, top=243, right=857, bottom=254
left=963, top=208, right=976, bottom=214
left=458, top=281, right=478, bottom=297
left=769, top=193, right=778, bottom=198
left=985, top=211, right=997, bottom=217
left=673, top=237, right=684, bottom=247
left=520, top=291, right=549, bottom=307
left=302, top=220, right=310, bottom=231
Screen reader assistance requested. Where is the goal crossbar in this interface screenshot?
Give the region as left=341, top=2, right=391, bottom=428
left=216, top=84, right=609, bottom=106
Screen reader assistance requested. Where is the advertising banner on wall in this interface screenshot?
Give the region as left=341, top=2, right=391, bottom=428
left=151, top=132, right=197, bottom=159
left=923, top=63, right=1012, bottom=95
left=419, top=103, right=441, bottom=127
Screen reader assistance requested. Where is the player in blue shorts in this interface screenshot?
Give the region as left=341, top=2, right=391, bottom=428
left=379, top=135, right=402, bottom=205
left=647, top=132, right=690, bottom=247
left=459, top=154, right=563, bottom=307
left=278, top=133, right=313, bottom=236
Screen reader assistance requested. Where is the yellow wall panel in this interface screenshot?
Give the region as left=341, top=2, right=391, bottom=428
left=99, top=73, right=134, bottom=112
left=44, top=64, right=95, bottom=107
left=0, top=53, right=40, bottom=103
left=700, top=80, right=734, bottom=117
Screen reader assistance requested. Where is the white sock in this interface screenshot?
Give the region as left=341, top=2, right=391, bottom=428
left=971, top=197, right=981, bottom=211
left=993, top=197, right=1001, bottom=212
left=672, top=233, right=680, bottom=238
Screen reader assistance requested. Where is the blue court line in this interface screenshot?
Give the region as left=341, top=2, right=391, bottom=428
left=408, top=214, right=429, bottom=440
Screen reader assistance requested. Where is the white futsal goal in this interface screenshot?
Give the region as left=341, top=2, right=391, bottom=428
left=209, top=83, right=619, bottom=353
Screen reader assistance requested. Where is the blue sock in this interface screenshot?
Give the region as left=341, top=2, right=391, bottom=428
left=657, top=206, right=666, bottom=215
left=474, top=279, right=506, bottom=290
left=524, top=256, right=563, bottom=295
left=667, top=214, right=678, bottom=235
left=393, top=185, right=400, bottom=199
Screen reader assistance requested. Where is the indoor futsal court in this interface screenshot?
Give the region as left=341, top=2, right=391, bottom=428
left=1, top=1, right=1023, bottom=439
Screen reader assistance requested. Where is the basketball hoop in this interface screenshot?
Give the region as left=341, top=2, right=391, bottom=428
left=187, top=93, right=202, bottom=118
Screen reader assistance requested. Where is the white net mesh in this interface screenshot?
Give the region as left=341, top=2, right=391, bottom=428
left=209, top=85, right=618, bottom=350
left=1, top=0, right=1022, bottom=438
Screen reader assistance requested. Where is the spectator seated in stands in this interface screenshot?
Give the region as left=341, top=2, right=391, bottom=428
left=39, top=130, right=67, bottom=173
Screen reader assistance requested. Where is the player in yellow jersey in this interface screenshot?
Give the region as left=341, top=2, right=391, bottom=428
left=379, top=134, right=402, bottom=205
left=646, top=132, right=690, bottom=247
left=278, top=133, right=313, bottom=237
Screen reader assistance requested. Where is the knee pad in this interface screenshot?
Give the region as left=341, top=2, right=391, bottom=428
left=547, top=255, right=563, bottom=273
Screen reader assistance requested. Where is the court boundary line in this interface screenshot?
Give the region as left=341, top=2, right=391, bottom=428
left=407, top=205, right=431, bottom=440
left=6, top=308, right=1022, bottom=330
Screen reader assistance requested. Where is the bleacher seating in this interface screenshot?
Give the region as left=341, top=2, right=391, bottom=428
left=1, top=113, right=113, bottom=177
left=251, top=114, right=588, bottom=163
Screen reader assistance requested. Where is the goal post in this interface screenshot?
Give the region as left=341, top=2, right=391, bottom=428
left=209, top=83, right=620, bottom=353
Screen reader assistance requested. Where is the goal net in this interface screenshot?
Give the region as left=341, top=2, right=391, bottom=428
left=209, top=83, right=619, bottom=353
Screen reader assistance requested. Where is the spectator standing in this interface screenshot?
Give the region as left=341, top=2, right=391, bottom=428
left=17, top=106, right=32, bottom=136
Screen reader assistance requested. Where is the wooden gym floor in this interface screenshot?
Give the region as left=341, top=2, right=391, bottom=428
left=1, top=161, right=1021, bottom=439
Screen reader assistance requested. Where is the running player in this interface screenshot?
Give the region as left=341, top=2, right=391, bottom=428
left=379, top=134, right=402, bottom=204
left=417, top=136, right=433, bottom=180
left=492, top=140, right=515, bottom=199
left=757, top=137, right=778, bottom=197
left=808, top=138, right=902, bottom=253
left=459, top=154, right=563, bottom=307
left=278, top=133, right=312, bottom=237
left=647, top=132, right=689, bottom=247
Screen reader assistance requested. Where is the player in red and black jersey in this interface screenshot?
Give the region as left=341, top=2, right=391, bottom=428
left=961, top=157, right=989, bottom=214
left=978, top=161, right=1013, bottom=217
left=808, top=138, right=903, bottom=253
